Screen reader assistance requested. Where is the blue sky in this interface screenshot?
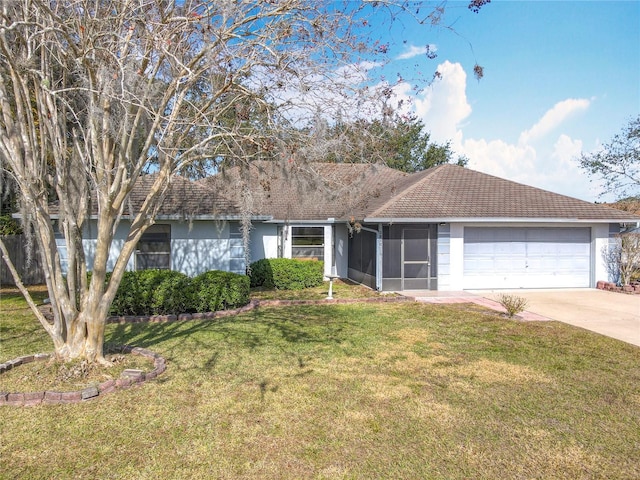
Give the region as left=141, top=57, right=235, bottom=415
left=367, top=0, right=639, bottom=201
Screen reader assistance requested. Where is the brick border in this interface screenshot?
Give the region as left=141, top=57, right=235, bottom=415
left=596, top=280, right=640, bottom=294
left=104, top=295, right=413, bottom=324
left=0, top=346, right=166, bottom=407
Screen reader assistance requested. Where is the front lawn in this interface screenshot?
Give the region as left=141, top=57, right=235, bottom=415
left=1, top=287, right=639, bottom=479
left=250, top=278, right=391, bottom=301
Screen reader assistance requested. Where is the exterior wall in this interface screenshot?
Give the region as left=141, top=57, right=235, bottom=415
left=170, top=221, right=241, bottom=276
left=595, top=223, right=621, bottom=284
left=442, top=222, right=614, bottom=291
left=323, top=224, right=333, bottom=277
left=446, top=224, right=465, bottom=291
left=282, top=225, right=292, bottom=259
left=334, top=223, right=349, bottom=278
left=249, top=223, right=279, bottom=262
left=79, top=219, right=240, bottom=277
left=436, top=224, right=452, bottom=291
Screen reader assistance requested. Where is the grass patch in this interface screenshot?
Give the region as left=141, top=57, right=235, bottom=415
left=0, top=352, right=153, bottom=392
left=250, top=278, right=395, bottom=301
left=1, top=286, right=639, bottom=479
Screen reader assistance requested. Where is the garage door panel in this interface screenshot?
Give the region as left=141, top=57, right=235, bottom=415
left=463, top=227, right=591, bottom=289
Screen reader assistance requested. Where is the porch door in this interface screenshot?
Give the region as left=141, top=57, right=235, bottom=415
left=402, top=228, right=431, bottom=290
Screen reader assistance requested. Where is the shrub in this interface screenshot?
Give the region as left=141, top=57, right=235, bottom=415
left=109, top=269, right=192, bottom=315
left=193, top=270, right=250, bottom=312
left=0, top=214, right=22, bottom=236
left=108, top=271, right=142, bottom=316
left=249, top=258, right=274, bottom=288
left=109, top=269, right=250, bottom=316
left=497, top=294, right=529, bottom=318
left=249, top=258, right=324, bottom=290
left=150, top=270, right=196, bottom=315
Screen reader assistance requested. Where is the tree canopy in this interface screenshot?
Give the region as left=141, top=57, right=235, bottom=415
left=319, top=116, right=468, bottom=172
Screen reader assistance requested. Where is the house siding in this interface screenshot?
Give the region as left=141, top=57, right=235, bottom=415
left=437, top=224, right=451, bottom=291
left=171, top=221, right=241, bottom=276
left=249, top=223, right=279, bottom=262
left=334, top=223, right=349, bottom=279
left=78, top=219, right=242, bottom=277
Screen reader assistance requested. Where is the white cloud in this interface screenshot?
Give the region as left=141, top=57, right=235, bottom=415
left=411, top=61, right=472, bottom=147
left=396, top=44, right=437, bottom=60
left=334, top=61, right=383, bottom=84
left=518, top=98, right=590, bottom=145
left=397, top=63, right=597, bottom=200
left=552, top=134, right=583, bottom=168
left=463, top=137, right=537, bottom=183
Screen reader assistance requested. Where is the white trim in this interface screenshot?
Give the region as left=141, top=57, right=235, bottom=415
left=364, top=217, right=639, bottom=224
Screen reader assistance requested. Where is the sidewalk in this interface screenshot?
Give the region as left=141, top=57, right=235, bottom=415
left=403, top=290, right=552, bottom=321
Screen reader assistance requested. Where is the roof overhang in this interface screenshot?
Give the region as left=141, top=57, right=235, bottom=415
left=363, top=217, right=640, bottom=224
left=35, top=214, right=274, bottom=222
left=262, top=218, right=341, bottom=224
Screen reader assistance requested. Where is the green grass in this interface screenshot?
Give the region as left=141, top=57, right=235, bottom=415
left=1, top=287, right=639, bottom=479
left=250, top=278, right=391, bottom=301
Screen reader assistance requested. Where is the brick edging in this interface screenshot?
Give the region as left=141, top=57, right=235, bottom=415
left=104, top=295, right=414, bottom=324
left=596, top=280, right=640, bottom=294
left=0, top=345, right=167, bottom=407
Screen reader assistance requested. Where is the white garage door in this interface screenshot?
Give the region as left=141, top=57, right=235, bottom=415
left=463, top=227, right=591, bottom=289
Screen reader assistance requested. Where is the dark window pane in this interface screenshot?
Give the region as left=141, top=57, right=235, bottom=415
left=136, top=224, right=171, bottom=270
left=292, top=227, right=324, bottom=260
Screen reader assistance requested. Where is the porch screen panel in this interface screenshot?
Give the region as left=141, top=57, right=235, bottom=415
left=348, top=229, right=377, bottom=289
left=382, top=225, right=401, bottom=278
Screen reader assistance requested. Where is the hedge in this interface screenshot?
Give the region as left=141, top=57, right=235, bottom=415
left=249, top=258, right=324, bottom=290
left=109, top=269, right=249, bottom=316
left=193, top=270, right=250, bottom=312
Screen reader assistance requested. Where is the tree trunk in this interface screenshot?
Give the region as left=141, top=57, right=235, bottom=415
left=51, top=309, right=108, bottom=364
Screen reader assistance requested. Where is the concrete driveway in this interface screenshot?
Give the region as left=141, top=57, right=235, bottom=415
left=476, top=289, right=640, bottom=347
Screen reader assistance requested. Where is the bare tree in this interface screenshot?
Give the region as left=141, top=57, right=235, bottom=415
left=0, top=0, right=487, bottom=363
left=603, top=233, right=640, bottom=286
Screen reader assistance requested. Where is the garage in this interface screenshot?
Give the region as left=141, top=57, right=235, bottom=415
left=463, top=227, right=592, bottom=289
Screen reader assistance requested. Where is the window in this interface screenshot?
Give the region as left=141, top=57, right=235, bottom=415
left=291, top=226, right=324, bottom=261
left=136, top=224, right=171, bottom=270
left=228, top=223, right=245, bottom=274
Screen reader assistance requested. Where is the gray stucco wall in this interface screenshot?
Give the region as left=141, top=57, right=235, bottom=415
left=77, top=219, right=243, bottom=277
left=436, top=223, right=451, bottom=291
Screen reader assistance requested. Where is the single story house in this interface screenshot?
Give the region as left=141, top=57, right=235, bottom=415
left=70, top=161, right=640, bottom=291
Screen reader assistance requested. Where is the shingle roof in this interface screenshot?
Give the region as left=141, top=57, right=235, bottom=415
left=49, top=173, right=240, bottom=219
left=365, top=164, right=640, bottom=222
left=64, top=162, right=640, bottom=223
left=201, top=162, right=640, bottom=222
left=199, top=160, right=409, bottom=221
left=126, top=174, right=227, bottom=218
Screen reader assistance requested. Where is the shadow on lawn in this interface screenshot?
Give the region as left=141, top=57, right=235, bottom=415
left=106, top=304, right=366, bottom=373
